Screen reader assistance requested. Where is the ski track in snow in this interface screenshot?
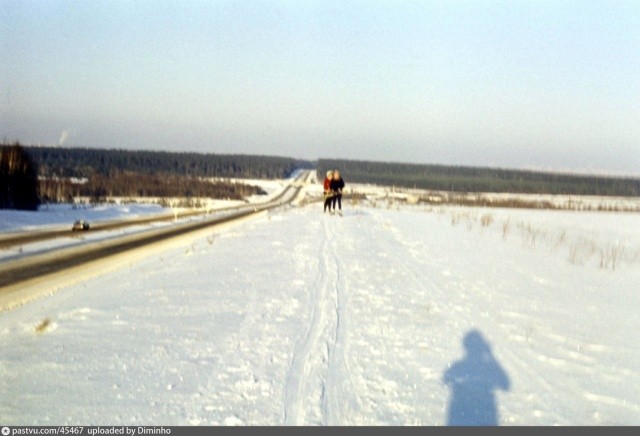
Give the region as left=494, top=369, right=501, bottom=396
left=283, top=218, right=353, bottom=425
left=284, top=218, right=338, bottom=425
left=1, top=201, right=640, bottom=425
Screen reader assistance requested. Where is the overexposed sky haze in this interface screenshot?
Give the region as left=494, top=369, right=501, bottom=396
left=2, top=0, right=639, bottom=175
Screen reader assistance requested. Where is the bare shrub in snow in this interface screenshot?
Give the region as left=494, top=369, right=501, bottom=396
left=35, top=318, right=51, bottom=334
left=502, top=219, right=511, bottom=240
left=480, top=214, right=494, bottom=227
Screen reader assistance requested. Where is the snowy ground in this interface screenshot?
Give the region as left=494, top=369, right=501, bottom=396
left=1, top=184, right=640, bottom=425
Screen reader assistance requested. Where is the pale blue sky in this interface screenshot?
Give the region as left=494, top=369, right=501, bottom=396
left=2, top=0, right=639, bottom=175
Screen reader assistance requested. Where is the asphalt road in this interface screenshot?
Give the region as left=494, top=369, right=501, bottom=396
left=0, top=171, right=312, bottom=311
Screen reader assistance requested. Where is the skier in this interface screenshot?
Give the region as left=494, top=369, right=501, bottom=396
left=329, top=169, right=345, bottom=215
left=323, top=170, right=333, bottom=213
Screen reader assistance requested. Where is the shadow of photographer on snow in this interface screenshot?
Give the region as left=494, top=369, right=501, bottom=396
left=323, top=169, right=345, bottom=216
left=443, top=330, right=511, bottom=426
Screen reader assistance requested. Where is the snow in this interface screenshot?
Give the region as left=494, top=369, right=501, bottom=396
left=0, top=203, right=166, bottom=233
left=1, top=180, right=640, bottom=426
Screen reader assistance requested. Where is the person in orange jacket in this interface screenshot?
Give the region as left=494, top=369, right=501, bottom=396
left=323, top=170, right=334, bottom=213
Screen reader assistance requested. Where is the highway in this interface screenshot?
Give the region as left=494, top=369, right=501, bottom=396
left=0, top=170, right=312, bottom=310
left=0, top=170, right=312, bottom=250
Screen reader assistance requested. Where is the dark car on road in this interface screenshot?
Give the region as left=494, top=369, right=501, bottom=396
left=72, top=220, right=90, bottom=231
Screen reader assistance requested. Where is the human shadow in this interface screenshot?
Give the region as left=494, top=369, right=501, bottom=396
left=442, top=329, right=511, bottom=426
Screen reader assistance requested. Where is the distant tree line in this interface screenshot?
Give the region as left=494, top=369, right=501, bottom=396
left=5, top=144, right=639, bottom=212
left=318, top=159, right=640, bottom=197
left=0, top=143, right=40, bottom=210
left=39, top=171, right=267, bottom=204
left=4, top=144, right=314, bottom=207
left=22, top=145, right=316, bottom=204
left=26, top=146, right=313, bottom=179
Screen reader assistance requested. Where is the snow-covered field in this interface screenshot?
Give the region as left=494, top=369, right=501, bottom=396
left=1, top=182, right=640, bottom=425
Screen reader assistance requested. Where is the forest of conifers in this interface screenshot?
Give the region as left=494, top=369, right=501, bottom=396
left=20, top=145, right=312, bottom=204
left=26, top=146, right=312, bottom=179
left=318, top=159, right=640, bottom=197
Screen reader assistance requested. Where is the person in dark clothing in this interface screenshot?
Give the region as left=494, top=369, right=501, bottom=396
left=329, top=170, right=345, bottom=215
left=323, top=170, right=333, bottom=213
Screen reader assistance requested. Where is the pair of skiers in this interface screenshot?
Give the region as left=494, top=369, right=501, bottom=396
left=323, top=170, right=345, bottom=215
